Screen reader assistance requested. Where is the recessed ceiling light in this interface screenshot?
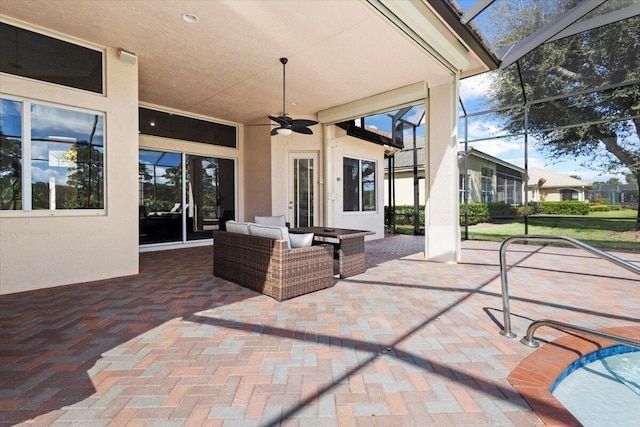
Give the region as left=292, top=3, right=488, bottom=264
left=290, top=102, right=299, bottom=106
left=181, top=13, right=198, bottom=24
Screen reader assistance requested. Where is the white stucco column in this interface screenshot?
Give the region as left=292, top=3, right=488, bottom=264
left=323, top=124, right=336, bottom=227
left=424, top=75, right=461, bottom=263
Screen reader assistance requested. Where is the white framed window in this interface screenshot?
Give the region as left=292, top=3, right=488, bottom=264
left=343, top=157, right=376, bottom=212
left=459, top=173, right=467, bottom=203
left=560, top=189, right=579, bottom=201
left=1, top=22, right=104, bottom=94
left=0, top=96, right=105, bottom=213
left=481, top=167, right=494, bottom=203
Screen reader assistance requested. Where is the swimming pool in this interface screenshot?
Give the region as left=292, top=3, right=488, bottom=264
left=551, top=345, right=640, bottom=427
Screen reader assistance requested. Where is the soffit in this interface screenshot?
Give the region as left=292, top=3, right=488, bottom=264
left=0, top=0, right=466, bottom=125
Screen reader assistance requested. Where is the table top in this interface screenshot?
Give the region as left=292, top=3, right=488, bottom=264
left=289, top=226, right=374, bottom=239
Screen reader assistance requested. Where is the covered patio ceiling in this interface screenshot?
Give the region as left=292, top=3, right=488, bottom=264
left=0, top=0, right=494, bottom=125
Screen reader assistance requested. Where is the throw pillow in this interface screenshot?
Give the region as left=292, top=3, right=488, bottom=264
left=225, top=220, right=251, bottom=235
left=289, top=233, right=314, bottom=248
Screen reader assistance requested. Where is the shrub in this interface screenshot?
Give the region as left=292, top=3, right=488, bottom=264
left=461, top=203, right=490, bottom=225
left=528, top=202, right=542, bottom=214
left=538, top=201, right=590, bottom=215
left=386, top=205, right=425, bottom=226
left=609, top=205, right=621, bottom=211
left=589, top=204, right=611, bottom=212
left=592, top=197, right=610, bottom=205
left=487, top=202, right=518, bottom=218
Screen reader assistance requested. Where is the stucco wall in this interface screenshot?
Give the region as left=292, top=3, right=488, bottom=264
left=326, top=131, right=385, bottom=241
left=465, top=156, right=495, bottom=203
left=0, top=45, right=139, bottom=295
left=244, top=124, right=271, bottom=222
left=425, top=78, right=460, bottom=262
left=270, top=123, right=324, bottom=225
left=538, top=188, right=586, bottom=202
left=384, top=170, right=426, bottom=206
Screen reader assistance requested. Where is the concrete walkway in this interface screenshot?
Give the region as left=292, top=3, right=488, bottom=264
left=1, top=236, right=638, bottom=426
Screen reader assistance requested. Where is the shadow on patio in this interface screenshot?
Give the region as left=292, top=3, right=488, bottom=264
left=1, top=236, right=638, bottom=426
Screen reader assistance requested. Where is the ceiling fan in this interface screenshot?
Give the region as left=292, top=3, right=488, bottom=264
left=268, top=57, right=318, bottom=136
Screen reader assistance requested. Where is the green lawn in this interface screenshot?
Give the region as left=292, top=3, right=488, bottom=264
left=392, top=210, right=639, bottom=252
left=463, top=209, right=639, bottom=252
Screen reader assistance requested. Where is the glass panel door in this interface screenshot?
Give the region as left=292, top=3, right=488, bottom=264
left=138, top=150, right=182, bottom=245
left=185, top=155, right=235, bottom=241
left=289, top=153, right=317, bottom=227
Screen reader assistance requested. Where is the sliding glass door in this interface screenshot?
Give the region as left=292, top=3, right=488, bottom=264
left=138, top=149, right=235, bottom=245
left=185, top=155, right=235, bottom=241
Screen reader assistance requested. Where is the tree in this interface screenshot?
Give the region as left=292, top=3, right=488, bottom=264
left=488, top=1, right=640, bottom=228
left=0, top=129, right=21, bottom=210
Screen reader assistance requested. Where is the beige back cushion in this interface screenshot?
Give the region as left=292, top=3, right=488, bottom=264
left=249, top=224, right=291, bottom=248
left=254, top=215, right=287, bottom=227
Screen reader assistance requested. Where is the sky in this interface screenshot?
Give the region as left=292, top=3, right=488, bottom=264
left=458, top=73, right=633, bottom=185
left=453, top=0, right=635, bottom=185
left=362, top=83, right=632, bottom=185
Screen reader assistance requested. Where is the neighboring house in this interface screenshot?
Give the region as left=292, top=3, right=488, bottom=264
left=527, top=167, right=591, bottom=202
left=588, top=183, right=638, bottom=207
left=0, top=1, right=498, bottom=294
left=459, top=148, right=525, bottom=205
left=383, top=136, right=426, bottom=205
left=384, top=142, right=525, bottom=207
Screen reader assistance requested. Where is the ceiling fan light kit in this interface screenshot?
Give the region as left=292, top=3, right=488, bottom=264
left=268, top=57, right=318, bottom=136
left=276, top=127, right=293, bottom=136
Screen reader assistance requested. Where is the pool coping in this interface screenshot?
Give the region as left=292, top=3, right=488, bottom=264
left=508, top=326, right=639, bottom=427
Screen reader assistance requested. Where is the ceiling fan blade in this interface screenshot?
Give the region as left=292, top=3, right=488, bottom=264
left=291, top=119, right=318, bottom=127
left=269, top=115, right=288, bottom=126
left=270, top=127, right=281, bottom=136
left=292, top=126, right=313, bottom=135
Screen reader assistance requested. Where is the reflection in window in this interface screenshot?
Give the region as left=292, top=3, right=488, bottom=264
left=343, top=157, right=376, bottom=212
left=138, top=150, right=182, bottom=244
left=138, top=150, right=235, bottom=245
left=362, top=160, right=376, bottom=211
left=0, top=99, right=22, bottom=210
left=0, top=97, right=105, bottom=211
left=31, top=104, right=104, bottom=209
left=293, top=158, right=313, bottom=227
left=186, top=155, right=235, bottom=241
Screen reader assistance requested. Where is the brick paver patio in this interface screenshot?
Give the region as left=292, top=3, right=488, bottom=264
left=1, top=236, right=638, bottom=426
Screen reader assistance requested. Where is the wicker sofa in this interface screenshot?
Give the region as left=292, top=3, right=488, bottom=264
left=212, top=229, right=334, bottom=301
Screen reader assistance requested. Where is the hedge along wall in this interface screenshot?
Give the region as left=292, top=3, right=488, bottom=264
left=387, top=201, right=590, bottom=228
left=537, top=201, right=590, bottom=215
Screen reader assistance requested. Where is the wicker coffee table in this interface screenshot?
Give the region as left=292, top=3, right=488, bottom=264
left=289, top=227, right=374, bottom=278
